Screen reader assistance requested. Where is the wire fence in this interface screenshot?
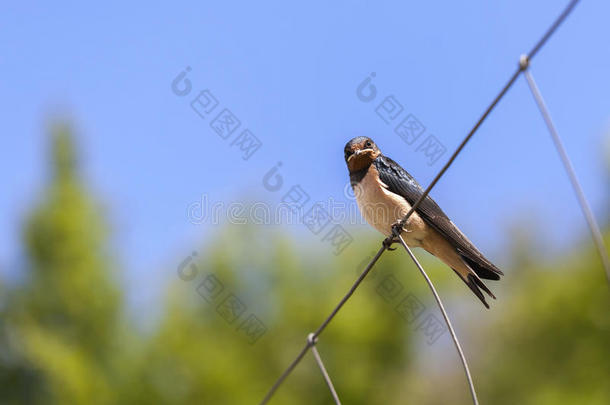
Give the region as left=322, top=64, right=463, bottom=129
left=521, top=64, right=610, bottom=283
left=259, top=1, right=609, bottom=403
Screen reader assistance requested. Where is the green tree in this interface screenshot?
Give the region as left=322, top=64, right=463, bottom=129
left=125, top=227, right=422, bottom=405
left=476, top=233, right=610, bottom=405
left=2, top=118, right=608, bottom=405
left=0, top=123, right=124, bottom=404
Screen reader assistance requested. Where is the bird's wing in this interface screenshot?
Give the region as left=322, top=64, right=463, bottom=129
left=373, top=155, right=503, bottom=279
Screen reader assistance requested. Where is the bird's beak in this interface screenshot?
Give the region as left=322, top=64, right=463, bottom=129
left=347, top=149, right=361, bottom=162
left=347, top=148, right=375, bottom=162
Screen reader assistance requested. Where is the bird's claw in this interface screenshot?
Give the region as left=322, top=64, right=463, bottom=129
left=382, top=236, right=398, bottom=251
left=391, top=221, right=406, bottom=237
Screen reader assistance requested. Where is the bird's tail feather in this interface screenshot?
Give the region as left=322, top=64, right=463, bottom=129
left=451, top=269, right=495, bottom=309
left=460, top=253, right=503, bottom=280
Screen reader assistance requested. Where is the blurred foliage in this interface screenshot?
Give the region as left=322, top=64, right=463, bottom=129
left=477, top=236, right=610, bottom=405
left=0, top=126, right=608, bottom=404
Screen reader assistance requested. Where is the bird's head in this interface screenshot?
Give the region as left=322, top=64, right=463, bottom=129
left=344, top=136, right=381, bottom=172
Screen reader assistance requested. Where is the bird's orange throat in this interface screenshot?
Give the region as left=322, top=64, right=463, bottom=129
left=347, top=150, right=380, bottom=172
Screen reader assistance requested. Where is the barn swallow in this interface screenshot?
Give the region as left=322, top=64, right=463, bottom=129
left=344, top=136, right=503, bottom=308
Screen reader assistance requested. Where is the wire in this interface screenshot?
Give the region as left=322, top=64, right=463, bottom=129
left=526, top=0, right=581, bottom=60
left=397, top=0, right=581, bottom=230
left=396, top=234, right=479, bottom=405
left=259, top=1, right=582, bottom=403
left=259, top=244, right=387, bottom=405
left=259, top=341, right=311, bottom=405
left=522, top=66, right=610, bottom=284
left=308, top=333, right=342, bottom=405
left=312, top=245, right=387, bottom=338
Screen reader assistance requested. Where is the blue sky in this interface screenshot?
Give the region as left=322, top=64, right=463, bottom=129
left=1, top=1, right=609, bottom=314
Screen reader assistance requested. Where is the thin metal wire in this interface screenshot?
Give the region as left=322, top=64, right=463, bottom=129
left=259, top=2, right=582, bottom=403
left=522, top=67, right=610, bottom=283
left=396, top=66, right=521, bottom=231
left=259, top=340, right=312, bottom=405
left=259, top=244, right=387, bottom=405
left=397, top=0, right=581, bottom=230
left=312, top=244, right=387, bottom=339
left=396, top=234, right=479, bottom=405
left=526, top=0, right=581, bottom=60
left=308, top=334, right=342, bottom=405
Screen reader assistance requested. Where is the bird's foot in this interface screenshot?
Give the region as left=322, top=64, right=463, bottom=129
left=382, top=236, right=398, bottom=251
left=391, top=221, right=407, bottom=237
left=384, top=221, right=409, bottom=250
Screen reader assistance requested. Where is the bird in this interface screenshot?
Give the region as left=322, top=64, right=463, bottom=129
left=344, top=136, right=503, bottom=308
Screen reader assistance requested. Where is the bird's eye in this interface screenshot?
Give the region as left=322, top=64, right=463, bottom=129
left=365, top=141, right=372, bottom=148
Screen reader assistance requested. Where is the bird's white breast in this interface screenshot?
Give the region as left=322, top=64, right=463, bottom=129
left=354, top=166, right=428, bottom=246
